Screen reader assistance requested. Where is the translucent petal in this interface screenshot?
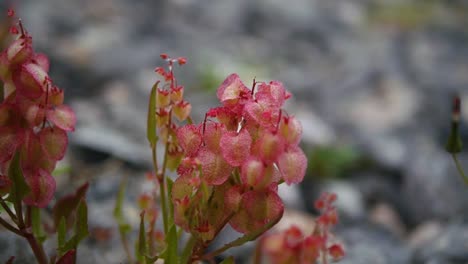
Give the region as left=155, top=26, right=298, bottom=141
left=176, top=124, right=202, bottom=157
left=46, top=105, right=76, bottom=131
left=23, top=169, right=56, bottom=208
left=277, top=147, right=307, bottom=185
left=220, top=129, right=252, bottom=167
left=39, top=127, right=68, bottom=160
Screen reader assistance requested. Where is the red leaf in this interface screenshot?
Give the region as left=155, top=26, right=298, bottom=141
left=56, top=250, right=76, bottom=264
left=52, top=182, right=89, bottom=229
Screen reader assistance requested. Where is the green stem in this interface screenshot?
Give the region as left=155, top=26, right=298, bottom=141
left=24, top=232, right=48, bottom=264
left=153, top=145, right=168, bottom=234
left=159, top=176, right=169, bottom=234
left=452, top=154, right=468, bottom=186
left=253, top=237, right=263, bottom=264
left=119, top=228, right=133, bottom=264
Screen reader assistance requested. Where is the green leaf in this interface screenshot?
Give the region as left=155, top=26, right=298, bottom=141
left=52, top=166, right=72, bottom=177
left=52, top=182, right=89, bottom=229
left=60, top=200, right=89, bottom=254
left=58, top=217, right=67, bottom=256
left=179, top=235, right=196, bottom=264
left=31, top=207, right=46, bottom=243
left=147, top=82, right=158, bottom=148
left=74, top=200, right=89, bottom=243
left=113, top=177, right=131, bottom=235
left=220, top=256, right=235, bottom=264
left=165, top=225, right=178, bottom=264
left=136, top=211, right=147, bottom=264
left=6, top=152, right=30, bottom=203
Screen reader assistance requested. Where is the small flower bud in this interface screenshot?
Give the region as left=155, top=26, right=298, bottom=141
left=170, top=86, right=184, bottom=103
left=7, top=9, right=15, bottom=17
left=177, top=57, right=187, bottom=65
left=328, top=244, right=345, bottom=261
left=156, top=88, right=170, bottom=108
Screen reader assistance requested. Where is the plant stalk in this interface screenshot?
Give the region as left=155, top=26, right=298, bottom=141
left=452, top=154, right=468, bottom=186
left=24, top=232, right=48, bottom=264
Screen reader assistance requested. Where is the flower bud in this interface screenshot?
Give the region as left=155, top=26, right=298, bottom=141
left=170, top=86, right=184, bottom=103
left=173, top=100, right=191, bottom=121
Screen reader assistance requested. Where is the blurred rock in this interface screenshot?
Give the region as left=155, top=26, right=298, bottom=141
left=412, top=222, right=468, bottom=264
left=0, top=232, right=34, bottom=263
left=402, top=141, right=468, bottom=225
left=338, top=223, right=411, bottom=264
left=408, top=220, right=443, bottom=249
left=321, top=180, right=366, bottom=223
left=369, top=202, right=406, bottom=238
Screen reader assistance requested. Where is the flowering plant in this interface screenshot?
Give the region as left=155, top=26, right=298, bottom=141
left=112, top=53, right=341, bottom=263
left=0, top=10, right=87, bottom=264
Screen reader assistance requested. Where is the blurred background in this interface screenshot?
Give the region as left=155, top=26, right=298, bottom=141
left=1, top=0, right=468, bottom=263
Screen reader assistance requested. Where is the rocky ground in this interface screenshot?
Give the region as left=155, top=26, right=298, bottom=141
left=2, top=0, right=468, bottom=263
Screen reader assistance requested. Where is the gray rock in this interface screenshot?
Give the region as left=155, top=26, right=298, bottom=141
left=412, top=222, right=468, bottom=264
left=338, top=223, right=411, bottom=264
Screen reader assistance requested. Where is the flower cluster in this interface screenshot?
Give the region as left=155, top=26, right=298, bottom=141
left=171, top=72, right=307, bottom=241
left=0, top=11, right=76, bottom=207
left=261, top=192, right=345, bottom=264
left=152, top=54, right=191, bottom=170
